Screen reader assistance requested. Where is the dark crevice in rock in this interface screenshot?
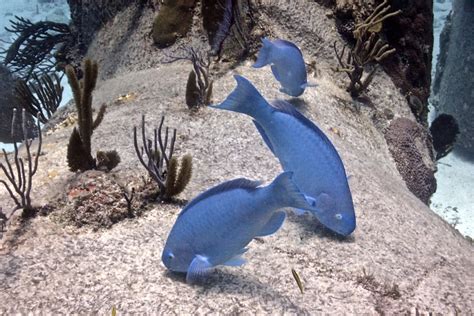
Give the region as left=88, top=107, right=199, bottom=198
left=382, top=0, right=433, bottom=124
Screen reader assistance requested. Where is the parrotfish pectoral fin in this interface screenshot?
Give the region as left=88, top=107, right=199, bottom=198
left=223, top=254, right=247, bottom=266
left=256, top=211, right=286, bottom=237
left=186, top=255, right=213, bottom=284
left=279, top=87, right=290, bottom=95
left=236, top=247, right=249, bottom=255
left=253, top=38, right=273, bottom=68
left=210, top=75, right=267, bottom=115
left=301, top=82, right=318, bottom=89
left=271, top=64, right=282, bottom=81
left=316, top=193, right=336, bottom=213
left=304, top=195, right=317, bottom=208
left=253, top=120, right=275, bottom=154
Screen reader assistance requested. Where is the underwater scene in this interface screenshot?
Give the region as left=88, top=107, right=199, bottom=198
left=0, top=0, right=472, bottom=314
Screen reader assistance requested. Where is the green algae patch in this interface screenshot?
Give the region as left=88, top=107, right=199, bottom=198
left=152, top=0, right=196, bottom=48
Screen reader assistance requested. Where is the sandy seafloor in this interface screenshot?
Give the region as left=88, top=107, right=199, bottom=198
left=0, top=0, right=472, bottom=238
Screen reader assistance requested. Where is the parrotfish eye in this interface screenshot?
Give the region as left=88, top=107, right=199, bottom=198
left=164, top=250, right=175, bottom=261
left=335, top=213, right=343, bottom=221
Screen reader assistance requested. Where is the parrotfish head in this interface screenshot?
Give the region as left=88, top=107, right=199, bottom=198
left=253, top=37, right=274, bottom=68
left=162, top=246, right=192, bottom=273
left=304, top=192, right=356, bottom=236
left=315, top=206, right=356, bottom=237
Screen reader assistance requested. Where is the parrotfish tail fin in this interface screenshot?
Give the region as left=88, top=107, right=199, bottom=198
left=271, top=172, right=316, bottom=211
left=209, top=75, right=268, bottom=115
left=186, top=255, right=213, bottom=284
left=253, top=38, right=273, bottom=68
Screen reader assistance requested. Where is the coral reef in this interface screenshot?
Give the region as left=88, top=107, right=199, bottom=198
left=133, top=115, right=192, bottom=201
left=164, top=47, right=213, bottom=109
left=56, top=171, right=141, bottom=230
left=334, top=0, right=433, bottom=122
left=333, top=0, right=400, bottom=97
left=15, top=73, right=63, bottom=124
left=65, top=59, right=119, bottom=172
left=0, top=109, right=42, bottom=220
left=384, top=118, right=436, bottom=205
left=152, top=0, right=196, bottom=48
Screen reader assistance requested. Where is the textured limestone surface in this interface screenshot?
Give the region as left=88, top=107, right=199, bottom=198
left=1, top=0, right=472, bottom=314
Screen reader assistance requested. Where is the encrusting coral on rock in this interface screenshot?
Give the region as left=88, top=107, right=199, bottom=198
left=384, top=117, right=436, bottom=205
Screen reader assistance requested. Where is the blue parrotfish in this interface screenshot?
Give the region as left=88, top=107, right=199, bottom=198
left=162, top=172, right=317, bottom=283
left=210, top=75, right=356, bottom=236
left=253, top=38, right=309, bottom=97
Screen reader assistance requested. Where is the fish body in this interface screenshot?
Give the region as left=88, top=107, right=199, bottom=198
left=162, top=172, right=316, bottom=283
left=253, top=38, right=308, bottom=97
left=210, top=75, right=356, bottom=236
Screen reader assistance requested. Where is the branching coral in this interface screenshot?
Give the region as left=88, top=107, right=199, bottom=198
left=333, top=0, right=401, bottom=97
left=65, top=59, right=120, bottom=172
left=133, top=115, right=192, bottom=201
left=164, top=47, right=213, bottom=109
left=0, top=108, right=42, bottom=219
left=15, top=72, right=63, bottom=124
left=1, top=16, right=71, bottom=81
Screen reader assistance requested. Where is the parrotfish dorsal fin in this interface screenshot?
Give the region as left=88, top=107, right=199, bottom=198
left=253, top=38, right=273, bottom=68
left=179, top=178, right=263, bottom=217
left=270, top=100, right=336, bottom=152
left=253, top=120, right=275, bottom=154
